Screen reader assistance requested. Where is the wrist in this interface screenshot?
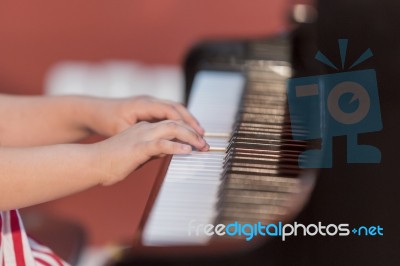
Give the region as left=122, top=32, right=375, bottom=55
left=86, top=141, right=112, bottom=186
left=72, top=96, right=107, bottom=135
left=89, top=139, right=128, bottom=186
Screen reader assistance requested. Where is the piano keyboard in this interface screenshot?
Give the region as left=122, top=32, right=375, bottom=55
left=143, top=71, right=245, bottom=245
left=142, top=66, right=307, bottom=246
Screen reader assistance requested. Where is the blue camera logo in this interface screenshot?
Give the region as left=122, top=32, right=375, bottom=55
left=287, top=39, right=382, bottom=168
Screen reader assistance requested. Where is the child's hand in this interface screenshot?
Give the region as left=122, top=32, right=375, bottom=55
left=86, top=96, right=204, bottom=137
left=94, top=120, right=209, bottom=186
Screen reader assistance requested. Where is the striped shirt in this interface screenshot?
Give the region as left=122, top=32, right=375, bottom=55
left=0, top=210, right=69, bottom=266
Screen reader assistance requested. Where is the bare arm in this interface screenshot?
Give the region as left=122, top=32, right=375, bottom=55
left=0, top=94, right=94, bottom=146
left=0, top=144, right=100, bottom=210
left=0, top=94, right=207, bottom=210
left=0, top=120, right=209, bottom=211
left=0, top=94, right=204, bottom=147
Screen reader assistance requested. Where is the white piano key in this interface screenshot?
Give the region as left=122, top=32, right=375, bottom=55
left=142, top=71, right=245, bottom=246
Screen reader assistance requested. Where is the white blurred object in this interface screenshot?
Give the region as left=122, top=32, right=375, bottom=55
left=76, top=245, right=127, bottom=266
left=45, top=61, right=184, bottom=103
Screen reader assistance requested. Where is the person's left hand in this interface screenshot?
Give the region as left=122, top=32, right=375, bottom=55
left=85, top=96, right=204, bottom=137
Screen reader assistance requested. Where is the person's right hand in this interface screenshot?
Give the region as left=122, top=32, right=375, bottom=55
left=93, top=120, right=209, bottom=186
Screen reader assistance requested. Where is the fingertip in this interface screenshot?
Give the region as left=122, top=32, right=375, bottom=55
left=199, top=143, right=209, bottom=152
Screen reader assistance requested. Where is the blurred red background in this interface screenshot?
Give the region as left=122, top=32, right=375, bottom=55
left=0, top=0, right=290, bottom=245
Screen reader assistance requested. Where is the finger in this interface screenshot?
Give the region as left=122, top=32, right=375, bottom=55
left=135, top=98, right=205, bottom=135
left=133, top=100, right=183, bottom=122
left=139, top=101, right=183, bottom=120
left=169, top=102, right=205, bottom=135
left=145, top=140, right=192, bottom=157
left=153, top=102, right=183, bottom=121
left=151, top=120, right=209, bottom=151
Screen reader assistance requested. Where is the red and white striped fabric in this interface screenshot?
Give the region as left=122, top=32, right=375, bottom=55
left=0, top=210, right=69, bottom=266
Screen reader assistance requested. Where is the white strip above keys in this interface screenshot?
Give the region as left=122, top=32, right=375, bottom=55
left=142, top=71, right=245, bottom=246
left=187, top=71, right=245, bottom=134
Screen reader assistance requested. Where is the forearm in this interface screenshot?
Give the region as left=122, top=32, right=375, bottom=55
left=0, top=143, right=103, bottom=210
left=0, top=94, right=97, bottom=146
left=0, top=111, right=208, bottom=210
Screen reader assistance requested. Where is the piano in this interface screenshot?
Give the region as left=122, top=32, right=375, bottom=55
left=141, top=42, right=315, bottom=247
left=113, top=1, right=400, bottom=265
left=113, top=30, right=320, bottom=262
left=107, top=4, right=324, bottom=264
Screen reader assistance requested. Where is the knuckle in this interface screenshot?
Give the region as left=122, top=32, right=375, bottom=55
left=137, top=121, right=149, bottom=127
left=174, top=103, right=186, bottom=110
left=154, top=139, right=165, bottom=149
left=167, top=105, right=179, bottom=114
left=135, top=121, right=149, bottom=130
left=164, top=120, right=178, bottom=130
left=135, top=95, right=152, bottom=104
left=172, top=102, right=183, bottom=108
left=152, top=140, right=173, bottom=153
left=137, top=95, right=151, bottom=101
